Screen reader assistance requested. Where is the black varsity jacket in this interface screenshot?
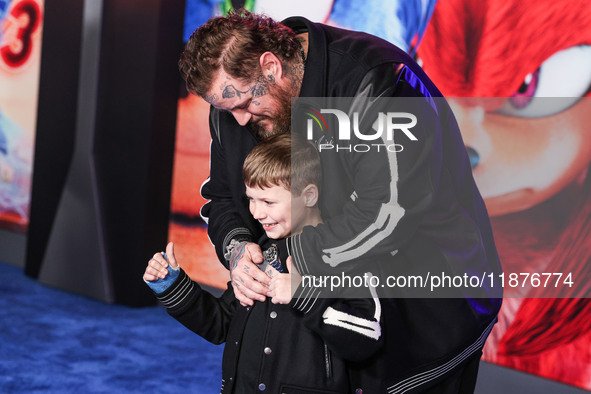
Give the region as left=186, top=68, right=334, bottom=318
left=153, top=242, right=384, bottom=393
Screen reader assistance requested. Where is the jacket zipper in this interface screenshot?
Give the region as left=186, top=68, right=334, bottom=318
left=324, top=343, right=332, bottom=379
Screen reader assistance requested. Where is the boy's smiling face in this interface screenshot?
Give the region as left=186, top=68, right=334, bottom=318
left=246, top=184, right=308, bottom=239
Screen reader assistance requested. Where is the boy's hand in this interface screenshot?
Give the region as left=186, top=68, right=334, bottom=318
left=268, top=257, right=301, bottom=304
left=143, top=242, right=179, bottom=282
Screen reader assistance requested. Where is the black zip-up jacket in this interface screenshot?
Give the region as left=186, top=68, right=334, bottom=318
left=199, top=17, right=502, bottom=393
left=154, top=241, right=384, bottom=393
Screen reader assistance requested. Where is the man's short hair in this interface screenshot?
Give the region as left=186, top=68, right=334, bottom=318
left=243, top=133, right=322, bottom=196
left=179, top=9, right=301, bottom=97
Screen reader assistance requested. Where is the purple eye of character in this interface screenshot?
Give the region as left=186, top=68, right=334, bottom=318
left=509, top=69, right=540, bottom=109
left=495, top=46, right=591, bottom=118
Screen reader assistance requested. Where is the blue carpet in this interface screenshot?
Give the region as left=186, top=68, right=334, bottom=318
left=0, top=262, right=224, bottom=393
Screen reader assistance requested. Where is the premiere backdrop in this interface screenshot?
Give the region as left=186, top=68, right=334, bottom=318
left=0, top=0, right=43, bottom=232
left=169, top=0, right=591, bottom=390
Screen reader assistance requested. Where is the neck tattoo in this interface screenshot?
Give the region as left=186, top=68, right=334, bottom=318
left=299, top=45, right=306, bottom=66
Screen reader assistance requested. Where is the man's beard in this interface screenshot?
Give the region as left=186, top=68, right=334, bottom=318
left=248, top=83, right=293, bottom=140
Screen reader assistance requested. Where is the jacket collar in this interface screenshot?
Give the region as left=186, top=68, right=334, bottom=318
left=281, top=16, right=327, bottom=98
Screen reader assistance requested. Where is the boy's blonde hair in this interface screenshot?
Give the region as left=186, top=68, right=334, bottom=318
left=242, top=133, right=321, bottom=195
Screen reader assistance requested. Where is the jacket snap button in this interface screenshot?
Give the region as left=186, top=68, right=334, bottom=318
left=258, top=383, right=266, bottom=391
left=264, top=347, right=272, bottom=355
left=355, top=389, right=363, bottom=394
left=270, top=311, right=277, bottom=318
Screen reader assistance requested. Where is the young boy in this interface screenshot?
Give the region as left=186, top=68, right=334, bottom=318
left=143, top=133, right=382, bottom=393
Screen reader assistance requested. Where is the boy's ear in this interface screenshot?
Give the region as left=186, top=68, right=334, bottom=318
left=302, top=184, right=319, bottom=207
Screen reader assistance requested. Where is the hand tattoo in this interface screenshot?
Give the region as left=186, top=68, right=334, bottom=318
left=230, top=242, right=247, bottom=271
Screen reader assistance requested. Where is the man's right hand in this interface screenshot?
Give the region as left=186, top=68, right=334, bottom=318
left=229, top=241, right=270, bottom=306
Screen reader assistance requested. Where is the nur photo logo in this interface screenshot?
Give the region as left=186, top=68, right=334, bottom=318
left=304, top=107, right=418, bottom=153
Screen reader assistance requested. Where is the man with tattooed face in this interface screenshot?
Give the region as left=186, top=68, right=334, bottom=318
left=167, top=9, right=502, bottom=394
left=182, top=13, right=304, bottom=140
left=214, top=72, right=294, bottom=140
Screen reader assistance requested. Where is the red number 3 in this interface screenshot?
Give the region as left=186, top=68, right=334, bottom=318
left=1, top=0, right=42, bottom=69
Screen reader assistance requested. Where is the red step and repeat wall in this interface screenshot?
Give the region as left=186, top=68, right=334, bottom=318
left=0, top=0, right=42, bottom=232
left=171, top=0, right=591, bottom=390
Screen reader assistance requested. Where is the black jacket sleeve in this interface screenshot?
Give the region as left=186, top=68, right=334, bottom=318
left=289, top=65, right=448, bottom=308
left=302, top=295, right=384, bottom=362
left=153, top=268, right=239, bottom=345
left=200, top=107, right=257, bottom=267
left=273, top=241, right=384, bottom=362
